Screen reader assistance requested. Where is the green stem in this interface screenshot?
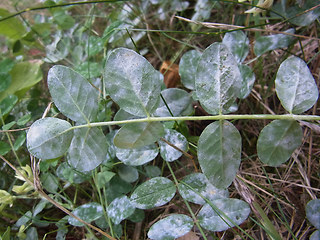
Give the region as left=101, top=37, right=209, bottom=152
left=165, top=161, right=208, bottom=240
left=69, top=114, right=320, bottom=131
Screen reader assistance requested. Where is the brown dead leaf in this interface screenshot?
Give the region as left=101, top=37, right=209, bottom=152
left=177, top=231, right=200, bottom=240
left=160, top=61, right=180, bottom=88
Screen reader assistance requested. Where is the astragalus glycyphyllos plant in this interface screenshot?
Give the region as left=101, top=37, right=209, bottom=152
left=23, top=34, right=319, bottom=238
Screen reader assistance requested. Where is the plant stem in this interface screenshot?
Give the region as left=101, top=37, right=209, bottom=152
left=165, top=161, right=208, bottom=240
left=68, top=114, right=320, bottom=131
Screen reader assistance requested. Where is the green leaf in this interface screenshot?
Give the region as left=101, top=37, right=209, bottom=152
left=198, top=199, right=250, bottom=232
left=1, top=227, right=10, bottom=240
left=96, top=171, right=116, bottom=187
left=158, top=128, right=188, bottom=162
left=198, top=121, right=241, bottom=188
left=127, top=208, right=145, bottom=223
left=148, top=214, right=193, bottom=240
left=0, top=141, right=11, bottom=155
left=310, top=230, right=319, bottom=240
left=114, top=122, right=165, bottom=149
left=0, top=73, right=11, bottom=92
left=0, top=58, right=15, bottom=73
left=154, top=88, right=193, bottom=117
left=254, top=29, right=295, bottom=57
left=306, top=199, right=320, bottom=229
left=0, top=61, right=43, bottom=102
left=257, top=120, right=302, bottom=167
left=47, top=65, right=99, bottom=123
left=238, top=64, right=256, bottom=99
left=68, top=202, right=103, bottom=227
left=114, top=108, right=141, bottom=121
left=0, top=95, right=18, bottom=116
left=275, top=56, right=319, bottom=114
left=41, top=172, right=59, bottom=193
left=67, top=127, right=107, bottom=172
left=179, top=50, right=201, bottom=90
left=56, top=162, right=90, bottom=184
left=17, top=114, right=31, bottom=126
left=116, top=144, right=159, bottom=166
left=53, top=11, right=75, bottom=30
left=130, top=177, right=176, bottom=209
left=27, top=118, right=73, bottom=160
left=191, top=0, right=215, bottom=22
left=144, top=165, right=161, bottom=178
left=118, top=165, right=139, bottom=183
left=26, top=227, right=38, bottom=240
left=104, top=48, right=163, bottom=117
left=107, top=195, right=136, bottom=225
left=178, top=173, right=229, bottom=205
left=13, top=132, right=26, bottom=151
left=222, top=30, right=249, bottom=63
left=2, top=121, right=16, bottom=130
left=0, top=8, right=27, bottom=40
left=195, top=43, right=241, bottom=115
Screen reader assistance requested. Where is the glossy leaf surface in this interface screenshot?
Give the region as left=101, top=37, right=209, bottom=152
left=222, top=30, right=249, bottom=63
left=198, top=199, right=250, bottom=232
left=178, top=173, right=229, bottom=205
left=158, top=128, right=188, bottom=162
left=254, top=29, right=295, bottom=57
left=47, top=65, right=99, bottom=123
left=27, top=118, right=73, bottom=160
left=275, top=56, right=318, bottom=114
left=104, top=48, right=162, bottom=117
left=306, top=199, right=320, bottom=229
left=107, top=195, right=135, bottom=225
left=148, top=214, right=193, bottom=240
left=68, top=202, right=103, bottom=227
left=0, top=61, right=42, bottom=102
left=116, top=144, right=158, bottom=166
left=257, top=120, right=302, bottom=167
left=195, top=43, right=241, bottom=115
left=198, top=121, right=241, bottom=188
left=114, top=122, right=164, bottom=149
left=67, top=127, right=107, bottom=172
left=130, top=177, right=176, bottom=209
left=179, top=50, right=201, bottom=90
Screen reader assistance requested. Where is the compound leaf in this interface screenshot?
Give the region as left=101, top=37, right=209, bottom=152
left=275, top=56, right=319, bottom=114
left=222, top=30, right=249, bottom=63
left=158, top=128, right=188, bottom=162
left=114, top=122, right=164, bottom=149
left=179, top=50, right=202, bottom=90
left=178, top=173, right=229, bottom=205
left=104, top=48, right=162, bottom=117
left=107, top=195, right=135, bottom=225
left=257, top=120, right=302, bottom=167
left=27, top=118, right=73, bottom=160
left=47, top=65, right=99, bottom=123
left=198, top=121, right=241, bottom=188
left=67, top=127, right=107, bottom=172
left=148, top=214, right=193, bottom=240
left=306, top=199, right=320, bottom=229
left=130, top=177, right=176, bottom=209
left=197, top=198, right=250, bottom=232
left=68, top=202, right=103, bottom=227
left=116, top=144, right=159, bottom=166
left=195, top=43, right=241, bottom=115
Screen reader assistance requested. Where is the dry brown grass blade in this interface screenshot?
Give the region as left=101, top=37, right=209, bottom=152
left=175, top=16, right=320, bottom=42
